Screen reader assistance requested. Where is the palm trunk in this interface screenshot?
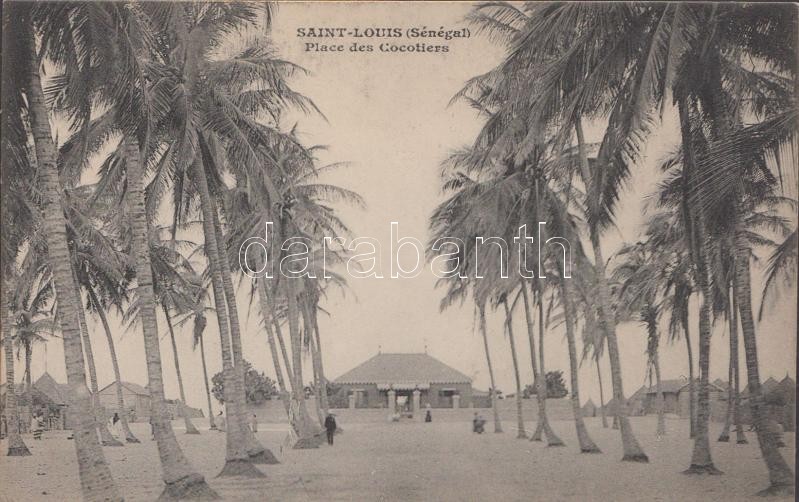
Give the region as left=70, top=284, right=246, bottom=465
left=308, top=335, right=325, bottom=428
left=596, top=357, right=608, bottom=428
left=735, top=247, right=793, bottom=493
left=520, top=282, right=544, bottom=440
left=162, top=303, right=200, bottom=434
left=256, top=280, right=291, bottom=418
left=190, top=154, right=258, bottom=477
left=685, top=217, right=718, bottom=474
left=3, top=284, right=31, bottom=456
left=730, top=281, right=746, bottom=445
left=195, top=320, right=216, bottom=430
left=310, top=300, right=331, bottom=418
left=677, top=99, right=719, bottom=475
left=303, top=301, right=326, bottom=428
left=72, top=268, right=122, bottom=447
left=24, top=342, right=32, bottom=415
left=87, top=287, right=138, bottom=443
left=265, top=284, right=299, bottom=421
left=576, top=118, right=646, bottom=461
left=274, top=315, right=295, bottom=390
left=25, top=20, right=120, bottom=497
left=648, top=314, right=666, bottom=437
left=718, top=290, right=735, bottom=443
left=125, top=139, right=217, bottom=497
left=561, top=278, right=600, bottom=452
left=478, top=303, right=502, bottom=433
left=210, top=210, right=276, bottom=463
left=653, top=346, right=665, bottom=436
left=503, top=300, right=527, bottom=439
left=534, top=290, right=563, bottom=446
left=256, top=279, right=293, bottom=418
left=285, top=277, right=320, bottom=447
left=681, top=307, right=696, bottom=438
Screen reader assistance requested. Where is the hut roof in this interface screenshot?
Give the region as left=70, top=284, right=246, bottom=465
left=333, top=353, right=472, bottom=386
left=645, top=379, right=686, bottom=394
left=777, top=375, right=796, bottom=400
left=712, top=378, right=730, bottom=390
left=1, top=374, right=72, bottom=408
left=763, top=377, right=779, bottom=393
left=629, top=386, right=648, bottom=400
left=99, top=381, right=150, bottom=396
left=744, top=377, right=782, bottom=397
left=678, top=379, right=725, bottom=394
left=34, top=372, right=73, bottom=406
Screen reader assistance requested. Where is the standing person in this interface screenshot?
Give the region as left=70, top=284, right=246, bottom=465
left=111, top=412, right=121, bottom=440
left=32, top=413, right=43, bottom=440
left=216, top=410, right=226, bottom=432
left=324, top=413, right=337, bottom=445
left=473, top=412, right=485, bottom=434
left=249, top=413, right=258, bottom=433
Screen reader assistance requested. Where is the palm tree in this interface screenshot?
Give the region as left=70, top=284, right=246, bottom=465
left=3, top=281, right=31, bottom=456
left=193, top=313, right=217, bottom=431
left=146, top=230, right=203, bottom=436
left=255, top=279, right=292, bottom=418
left=9, top=6, right=122, bottom=497
left=124, top=139, right=217, bottom=497
left=543, top=186, right=601, bottom=452
left=460, top=2, right=651, bottom=460
left=85, top=285, right=139, bottom=443
left=10, top=274, right=53, bottom=417
left=211, top=206, right=280, bottom=461
left=559, top=274, right=601, bottom=452
left=170, top=274, right=219, bottom=431
left=613, top=241, right=667, bottom=437
left=222, top=131, right=360, bottom=440
left=478, top=302, right=503, bottom=434
left=163, top=303, right=201, bottom=435
left=71, top=250, right=124, bottom=447
left=645, top=204, right=698, bottom=439
left=283, top=263, right=323, bottom=445
left=190, top=152, right=260, bottom=475
left=146, top=3, right=318, bottom=466
left=717, top=280, right=746, bottom=444
left=529, top=284, right=564, bottom=446
left=502, top=296, right=527, bottom=438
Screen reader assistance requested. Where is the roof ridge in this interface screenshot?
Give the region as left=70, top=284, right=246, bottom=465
left=334, top=352, right=472, bottom=385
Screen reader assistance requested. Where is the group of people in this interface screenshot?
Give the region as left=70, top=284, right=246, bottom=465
left=213, top=411, right=259, bottom=433
left=389, top=404, right=434, bottom=423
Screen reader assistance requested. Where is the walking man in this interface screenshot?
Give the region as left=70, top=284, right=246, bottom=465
left=324, top=413, right=337, bottom=445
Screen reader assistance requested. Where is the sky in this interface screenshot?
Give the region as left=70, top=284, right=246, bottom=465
left=11, top=2, right=797, bottom=415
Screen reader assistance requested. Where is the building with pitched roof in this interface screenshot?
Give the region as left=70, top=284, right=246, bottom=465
left=333, top=352, right=473, bottom=410
left=1, top=372, right=75, bottom=431
left=738, top=375, right=796, bottom=431
left=677, top=379, right=728, bottom=421
left=627, top=386, right=648, bottom=416
left=643, top=379, right=691, bottom=415
left=98, top=381, right=152, bottom=422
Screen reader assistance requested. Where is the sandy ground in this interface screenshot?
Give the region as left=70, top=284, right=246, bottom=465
left=0, top=415, right=794, bottom=501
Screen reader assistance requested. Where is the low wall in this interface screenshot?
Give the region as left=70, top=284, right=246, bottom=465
left=247, top=397, right=576, bottom=424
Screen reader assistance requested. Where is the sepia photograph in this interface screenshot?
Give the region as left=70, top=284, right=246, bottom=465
left=0, top=2, right=796, bottom=501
